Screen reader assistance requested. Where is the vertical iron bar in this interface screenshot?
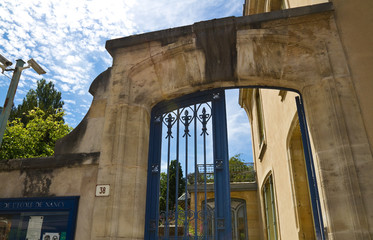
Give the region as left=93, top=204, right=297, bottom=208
left=296, top=96, right=325, bottom=240
left=194, top=104, right=198, bottom=239
left=165, top=114, right=174, bottom=238
left=175, top=109, right=180, bottom=237
left=212, top=91, right=232, bottom=240
left=183, top=110, right=191, bottom=238
left=202, top=108, right=209, bottom=239
left=144, top=114, right=163, bottom=240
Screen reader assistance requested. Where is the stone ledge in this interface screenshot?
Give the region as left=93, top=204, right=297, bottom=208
left=188, top=182, right=257, bottom=192
left=0, top=152, right=100, bottom=171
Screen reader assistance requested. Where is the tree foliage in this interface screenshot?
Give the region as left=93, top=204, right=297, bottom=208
left=159, top=160, right=186, bottom=212
left=9, top=79, right=64, bottom=125
left=0, top=108, right=72, bottom=160
left=187, top=154, right=256, bottom=185
left=229, top=154, right=255, bottom=182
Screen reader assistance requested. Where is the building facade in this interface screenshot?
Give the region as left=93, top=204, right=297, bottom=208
left=239, top=88, right=319, bottom=239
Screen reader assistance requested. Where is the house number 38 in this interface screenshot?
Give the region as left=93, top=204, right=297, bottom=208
left=96, top=184, right=110, bottom=197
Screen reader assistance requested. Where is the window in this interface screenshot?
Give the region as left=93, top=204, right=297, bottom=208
left=231, top=199, right=248, bottom=240
left=254, top=89, right=266, bottom=159
left=203, top=198, right=248, bottom=240
left=288, top=121, right=315, bottom=239
left=263, top=175, right=277, bottom=240
left=265, top=0, right=286, bottom=12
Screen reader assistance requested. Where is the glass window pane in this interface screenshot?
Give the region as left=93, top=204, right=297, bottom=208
left=237, top=206, right=247, bottom=240
left=231, top=210, right=236, bottom=239
left=263, top=176, right=277, bottom=240
left=0, top=211, right=69, bottom=240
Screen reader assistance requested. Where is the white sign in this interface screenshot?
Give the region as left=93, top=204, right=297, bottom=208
left=26, top=216, right=43, bottom=240
left=96, top=184, right=110, bottom=197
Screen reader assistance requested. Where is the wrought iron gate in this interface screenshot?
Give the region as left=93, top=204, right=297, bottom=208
left=145, top=89, right=232, bottom=239
left=295, top=96, right=325, bottom=240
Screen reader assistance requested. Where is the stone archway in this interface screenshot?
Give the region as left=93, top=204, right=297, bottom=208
left=55, top=3, right=372, bottom=239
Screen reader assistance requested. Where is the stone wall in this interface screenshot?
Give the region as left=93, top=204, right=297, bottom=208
left=0, top=153, right=99, bottom=240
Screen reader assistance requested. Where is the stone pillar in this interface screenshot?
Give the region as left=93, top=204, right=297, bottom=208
left=90, top=70, right=150, bottom=239
left=302, top=77, right=372, bottom=239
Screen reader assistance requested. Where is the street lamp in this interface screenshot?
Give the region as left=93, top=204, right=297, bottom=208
left=0, top=55, right=12, bottom=72
left=0, top=53, right=46, bottom=147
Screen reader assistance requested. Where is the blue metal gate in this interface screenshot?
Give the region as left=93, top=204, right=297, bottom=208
left=295, top=96, right=325, bottom=240
left=144, top=89, right=232, bottom=239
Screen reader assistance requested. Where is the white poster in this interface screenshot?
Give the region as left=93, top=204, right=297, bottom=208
left=25, top=216, right=43, bottom=240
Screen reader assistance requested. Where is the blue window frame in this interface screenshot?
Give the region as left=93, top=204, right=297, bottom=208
left=0, top=196, right=79, bottom=240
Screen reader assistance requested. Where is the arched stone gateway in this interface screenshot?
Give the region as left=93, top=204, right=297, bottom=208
left=56, top=3, right=372, bottom=239
left=1, top=3, right=372, bottom=240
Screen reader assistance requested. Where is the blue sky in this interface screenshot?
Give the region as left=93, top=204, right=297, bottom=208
left=0, top=0, right=252, bottom=161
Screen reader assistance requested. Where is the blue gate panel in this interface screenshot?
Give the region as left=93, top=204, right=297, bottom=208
left=296, top=96, right=325, bottom=240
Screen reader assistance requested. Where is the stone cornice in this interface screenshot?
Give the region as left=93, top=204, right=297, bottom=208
left=105, top=2, right=333, bottom=56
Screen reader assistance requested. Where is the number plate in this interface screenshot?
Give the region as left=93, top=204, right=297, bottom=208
left=95, top=184, right=110, bottom=197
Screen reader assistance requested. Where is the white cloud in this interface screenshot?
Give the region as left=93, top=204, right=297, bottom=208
left=64, top=99, right=76, bottom=104
left=78, top=90, right=86, bottom=96
left=80, top=104, right=90, bottom=109
left=17, top=89, right=26, bottom=95
left=64, top=111, right=73, bottom=116
left=60, top=84, right=70, bottom=92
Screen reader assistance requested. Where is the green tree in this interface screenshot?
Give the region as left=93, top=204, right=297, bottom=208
left=188, top=170, right=214, bottom=184
left=0, top=108, right=72, bottom=160
left=159, top=172, right=168, bottom=212
left=159, top=160, right=186, bottom=212
left=229, top=154, right=255, bottom=182
left=9, top=79, right=64, bottom=125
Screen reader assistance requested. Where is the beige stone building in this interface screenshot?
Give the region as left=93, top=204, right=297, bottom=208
left=239, top=89, right=318, bottom=239
left=0, top=0, right=372, bottom=239
left=237, top=0, right=373, bottom=239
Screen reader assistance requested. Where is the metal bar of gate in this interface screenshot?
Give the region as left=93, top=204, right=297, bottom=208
left=183, top=109, right=191, bottom=237
left=211, top=91, right=232, bottom=240
left=144, top=114, right=163, bottom=239
left=175, top=109, right=181, bottom=236
left=194, top=104, right=198, bottom=240
left=202, top=107, right=209, bottom=239
left=165, top=113, right=174, bottom=237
